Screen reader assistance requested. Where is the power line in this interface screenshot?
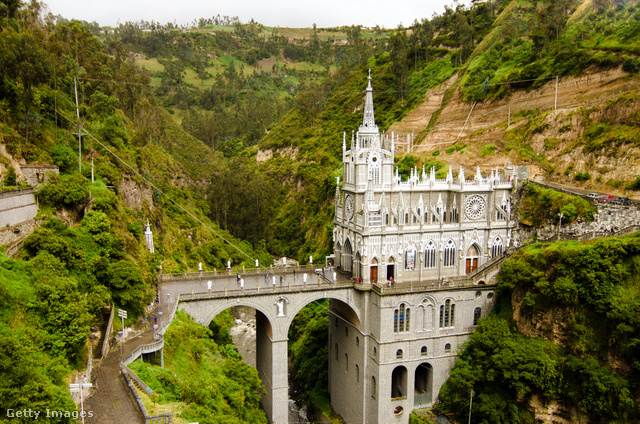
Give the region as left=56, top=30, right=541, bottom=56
left=48, top=104, right=256, bottom=264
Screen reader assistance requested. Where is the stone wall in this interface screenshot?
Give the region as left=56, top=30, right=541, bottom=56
left=20, top=165, right=59, bottom=187
left=0, top=189, right=38, bottom=228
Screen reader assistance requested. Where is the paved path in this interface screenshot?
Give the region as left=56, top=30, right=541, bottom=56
left=84, top=325, right=157, bottom=424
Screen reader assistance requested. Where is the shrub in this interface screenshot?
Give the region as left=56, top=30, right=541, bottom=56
left=622, top=57, right=639, bottom=74
left=50, top=145, right=77, bottom=173
left=480, top=144, right=496, bottom=157
left=574, top=172, right=591, bottom=181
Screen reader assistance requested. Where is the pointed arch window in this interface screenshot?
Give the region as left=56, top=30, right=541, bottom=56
left=394, top=303, right=410, bottom=332
left=443, top=240, right=456, bottom=267
left=369, top=160, right=381, bottom=185
left=425, top=241, right=437, bottom=269
left=473, top=307, right=482, bottom=325
left=491, top=237, right=504, bottom=258
left=439, top=299, right=455, bottom=328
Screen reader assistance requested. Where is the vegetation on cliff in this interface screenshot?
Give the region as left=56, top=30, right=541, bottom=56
left=129, top=311, right=267, bottom=424
left=439, top=235, right=640, bottom=423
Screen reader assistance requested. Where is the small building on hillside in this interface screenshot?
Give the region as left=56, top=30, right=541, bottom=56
left=20, top=165, right=59, bottom=187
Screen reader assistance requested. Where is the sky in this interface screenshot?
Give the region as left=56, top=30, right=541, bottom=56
left=42, top=0, right=468, bottom=29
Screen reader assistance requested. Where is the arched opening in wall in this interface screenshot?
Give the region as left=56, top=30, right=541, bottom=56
left=414, top=363, right=433, bottom=408
left=466, top=243, right=480, bottom=274
left=287, top=295, right=362, bottom=423
left=344, top=239, right=353, bottom=273
left=207, top=306, right=272, bottom=418
left=391, top=366, right=407, bottom=399
left=387, top=256, right=395, bottom=282
left=354, top=251, right=361, bottom=281
left=370, top=258, right=378, bottom=283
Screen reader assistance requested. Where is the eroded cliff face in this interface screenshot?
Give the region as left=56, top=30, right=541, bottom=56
left=509, top=286, right=580, bottom=424
left=389, top=66, right=640, bottom=194
left=119, top=177, right=154, bottom=211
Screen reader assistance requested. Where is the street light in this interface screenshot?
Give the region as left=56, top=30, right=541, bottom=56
left=69, top=382, right=93, bottom=424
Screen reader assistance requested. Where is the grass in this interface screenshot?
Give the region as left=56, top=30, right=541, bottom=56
left=135, top=57, right=164, bottom=73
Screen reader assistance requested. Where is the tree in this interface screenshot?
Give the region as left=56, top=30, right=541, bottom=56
left=50, top=145, right=77, bottom=173
left=389, top=30, right=409, bottom=101
left=0, top=29, right=51, bottom=144
left=107, top=260, right=150, bottom=315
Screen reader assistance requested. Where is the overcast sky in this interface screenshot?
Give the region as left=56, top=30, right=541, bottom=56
left=42, top=0, right=467, bottom=29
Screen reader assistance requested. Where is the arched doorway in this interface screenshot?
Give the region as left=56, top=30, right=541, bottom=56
left=387, top=257, right=395, bottom=282
left=414, top=363, right=433, bottom=408
left=335, top=241, right=342, bottom=269
left=466, top=244, right=480, bottom=274
left=370, top=258, right=378, bottom=283
left=391, top=366, right=407, bottom=399
left=344, top=239, right=353, bottom=273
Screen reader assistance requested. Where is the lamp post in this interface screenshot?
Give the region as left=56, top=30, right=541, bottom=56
left=69, top=382, right=92, bottom=424
left=118, top=309, right=127, bottom=358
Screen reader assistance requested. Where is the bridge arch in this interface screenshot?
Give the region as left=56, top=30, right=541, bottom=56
left=283, top=290, right=362, bottom=334
left=180, top=297, right=277, bottom=335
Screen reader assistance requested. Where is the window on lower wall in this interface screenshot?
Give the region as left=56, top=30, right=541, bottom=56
left=394, top=303, right=410, bottom=332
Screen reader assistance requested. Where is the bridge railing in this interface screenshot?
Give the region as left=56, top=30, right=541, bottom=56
left=161, top=266, right=323, bottom=281
left=177, top=279, right=355, bottom=301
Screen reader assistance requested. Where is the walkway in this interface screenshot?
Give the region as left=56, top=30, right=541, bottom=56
left=84, top=307, right=168, bottom=424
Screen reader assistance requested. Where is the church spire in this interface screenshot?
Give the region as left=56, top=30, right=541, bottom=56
left=361, top=69, right=377, bottom=131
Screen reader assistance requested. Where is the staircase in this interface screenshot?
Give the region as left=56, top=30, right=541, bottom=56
left=93, top=307, right=112, bottom=362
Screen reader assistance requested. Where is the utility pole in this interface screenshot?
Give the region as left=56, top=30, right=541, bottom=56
left=468, top=389, right=474, bottom=424
left=554, top=75, right=559, bottom=114
left=74, top=77, right=81, bottom=173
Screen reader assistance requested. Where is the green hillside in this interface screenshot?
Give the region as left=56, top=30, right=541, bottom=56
left=2, top=0, right=640, bottom=421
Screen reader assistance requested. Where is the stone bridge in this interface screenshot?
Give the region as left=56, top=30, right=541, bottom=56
left=157, top=261, right=505, bottom=424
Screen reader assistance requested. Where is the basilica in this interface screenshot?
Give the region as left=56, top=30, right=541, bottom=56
left=327, top=73, right=516, bottom=424
left=333, top=73, right=515, bottom=286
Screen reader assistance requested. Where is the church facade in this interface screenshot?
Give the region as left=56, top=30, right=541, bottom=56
left=328, top=74, right=516, bottom=423
left=333, top=74, right=515, bottom=285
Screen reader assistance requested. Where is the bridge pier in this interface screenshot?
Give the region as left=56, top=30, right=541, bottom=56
left=256, top=320, right=289, bottom=424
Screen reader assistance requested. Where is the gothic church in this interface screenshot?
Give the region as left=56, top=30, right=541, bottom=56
left=327, top=73, right=515, bottom=423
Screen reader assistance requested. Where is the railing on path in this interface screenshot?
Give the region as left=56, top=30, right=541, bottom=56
left=537, top=225, right=640, bottom=243
left=101, top=304, right=115, bottom=360
left=156, top=298, right=179, bottom=339
left=120, top=362, right=172, bottom=424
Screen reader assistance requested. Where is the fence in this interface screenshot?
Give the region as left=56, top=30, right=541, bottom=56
left=120, top=363, right=172, bottom=424
left=101, top=304, right=115, bottom=360
left=537, top=225, right=640, bottom=243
